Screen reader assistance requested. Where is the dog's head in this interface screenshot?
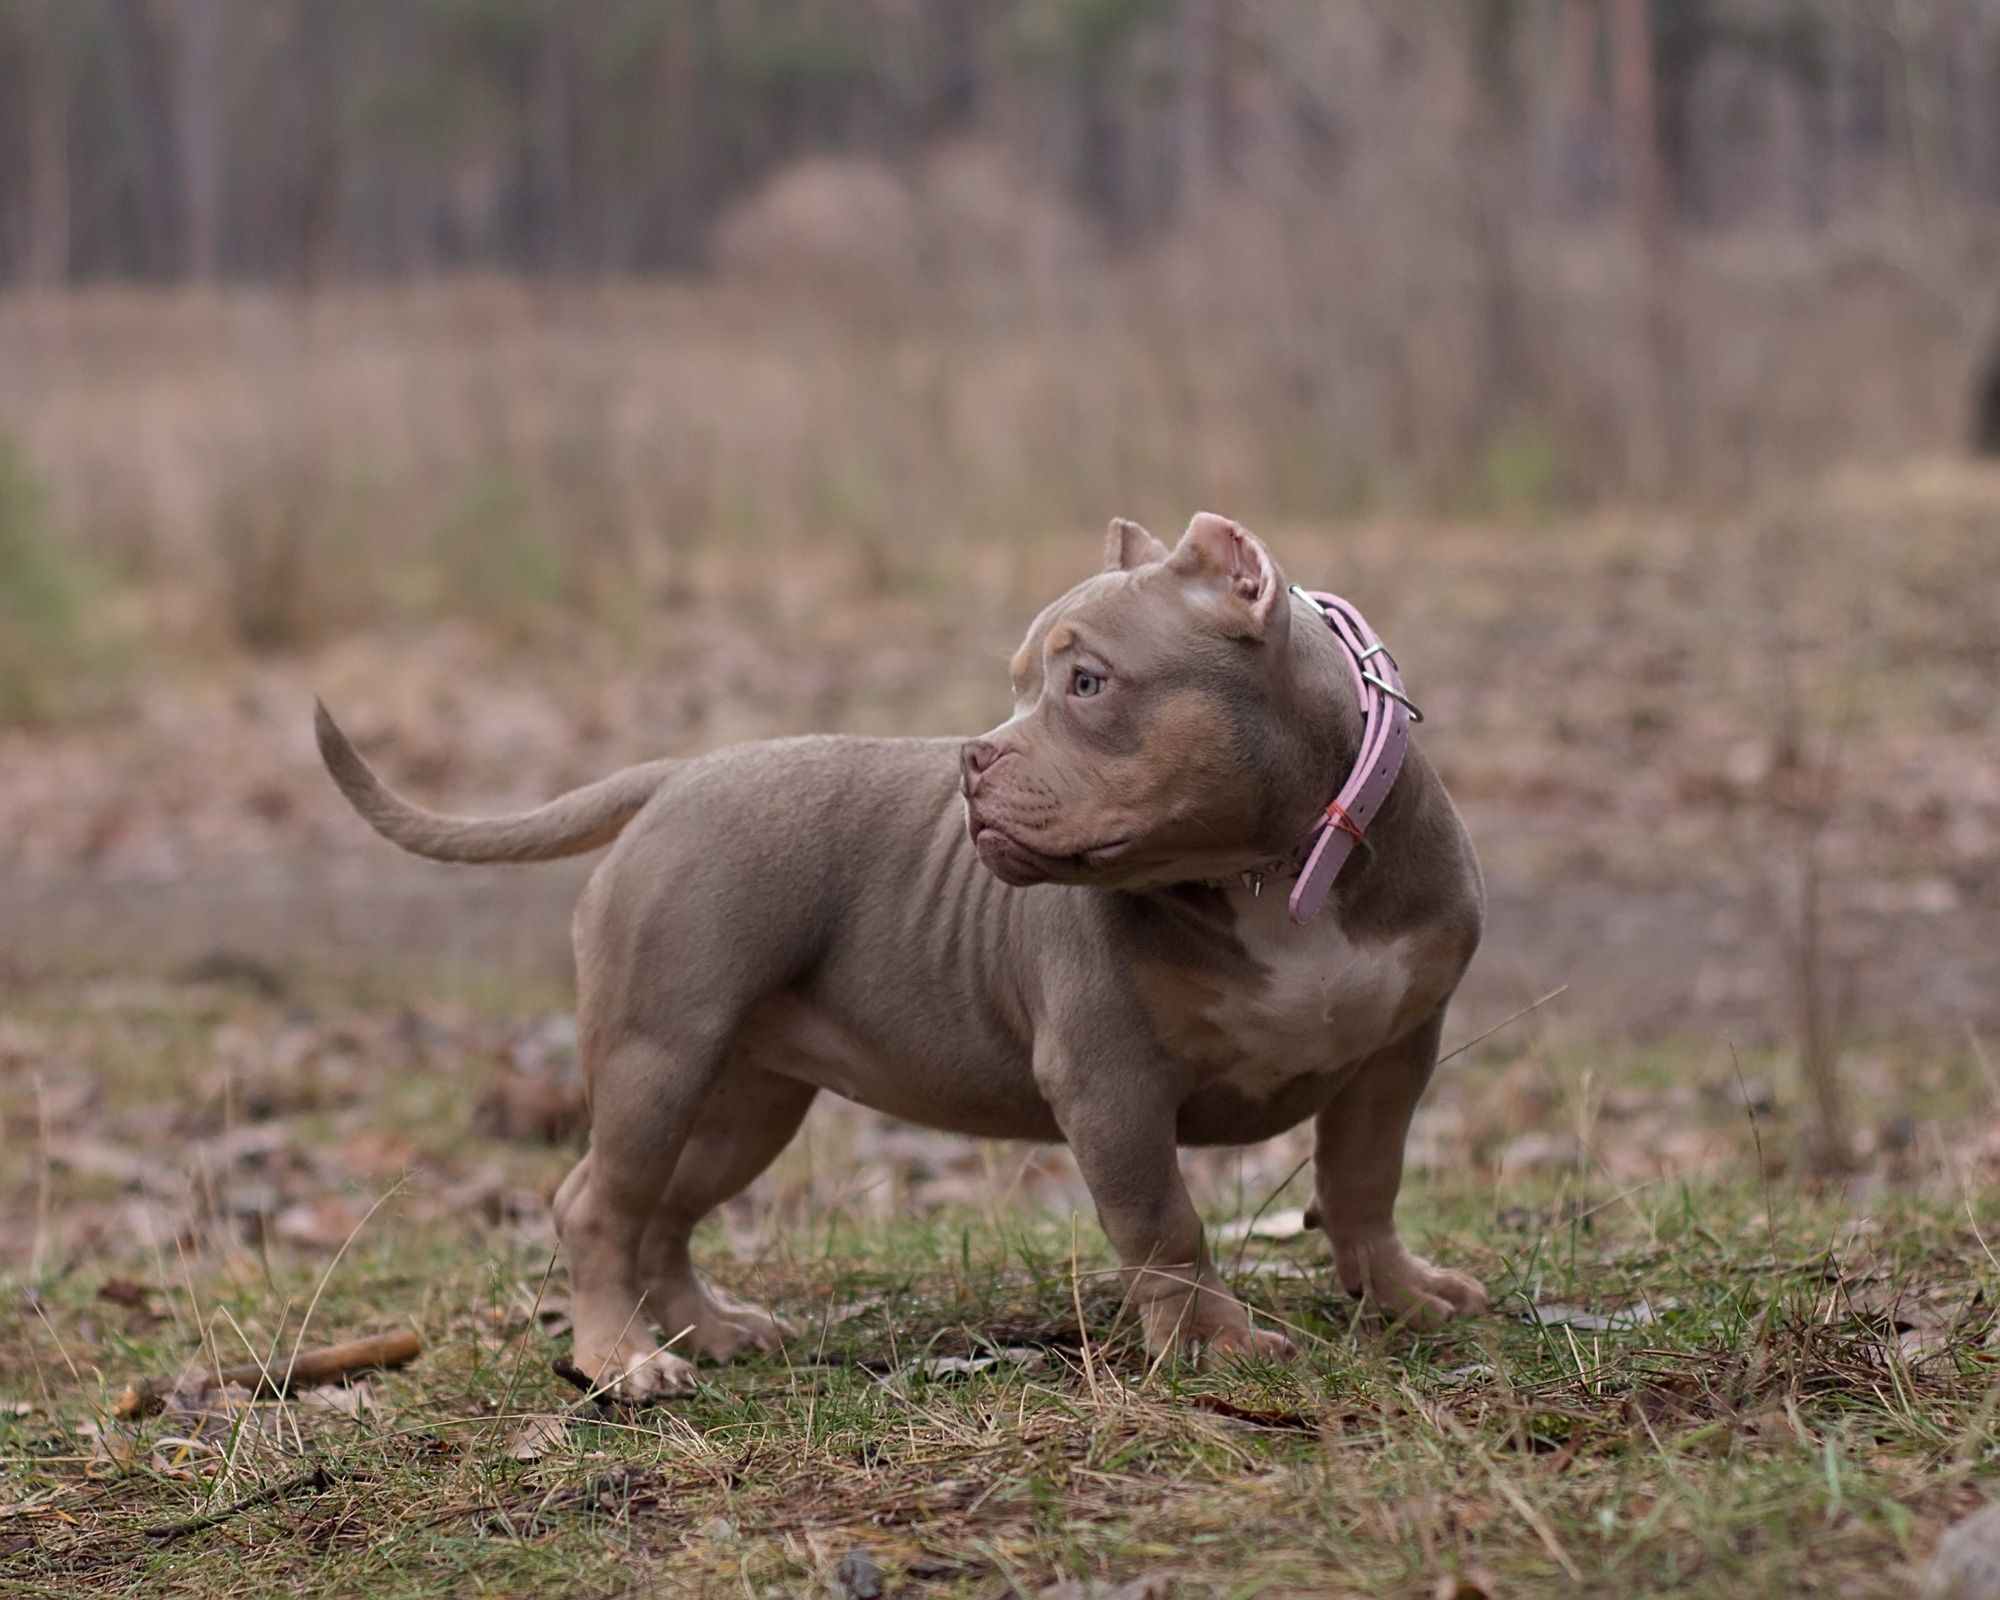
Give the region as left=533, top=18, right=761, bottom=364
left=961, top=512, right=1306, bottom=889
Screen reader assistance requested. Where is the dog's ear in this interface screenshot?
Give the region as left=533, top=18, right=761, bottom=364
left=1104, top=517, right=1169, bottom=572
left=1168, top=512, right=1287, bottom=638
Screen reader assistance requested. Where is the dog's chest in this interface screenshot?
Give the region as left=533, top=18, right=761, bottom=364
left=1137, top=891, right=1420, bottom=1097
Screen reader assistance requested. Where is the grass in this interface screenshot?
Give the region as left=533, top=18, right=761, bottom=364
left=0, top=264, right=1981, bottom=660
left=1, top=986, right=1995, bottom=1597
left=0, top=433, right=118, bottom=727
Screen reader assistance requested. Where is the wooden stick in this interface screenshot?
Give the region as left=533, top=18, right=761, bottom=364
left=114, top=1328, right=421, bottom=1418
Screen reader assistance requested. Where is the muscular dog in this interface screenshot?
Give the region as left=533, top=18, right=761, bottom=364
left=316, top=512, right=1488, bottom=1398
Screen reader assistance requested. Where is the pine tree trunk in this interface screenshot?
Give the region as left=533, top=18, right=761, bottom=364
left=18, top=0, right=69, bottom=286
left=177, top=0, right=223, bottom=281
left=106, top=0, right=184, bottom=279
left=1175, top=0, right=1222, bottom=221
left=1609, top=0, right=1680, bottom=488
left=1467, top=0, right=1527, bottom=447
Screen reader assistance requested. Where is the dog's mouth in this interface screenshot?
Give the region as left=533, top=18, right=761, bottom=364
left=970, top=822, right=1132, bottom=885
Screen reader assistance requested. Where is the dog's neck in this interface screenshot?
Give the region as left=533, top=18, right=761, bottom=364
left=1265, top=586, right=1372, bottom=847
left=1129, top=586, right=1394, bottom=906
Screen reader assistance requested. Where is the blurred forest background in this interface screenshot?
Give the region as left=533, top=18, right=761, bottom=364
left=0, top=1, right=1994, bottom=1066
left=3, top=0, right=1998, bottom=564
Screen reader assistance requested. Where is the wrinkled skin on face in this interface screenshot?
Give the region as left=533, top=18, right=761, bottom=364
left=960, top=512, right=1323, bottom=890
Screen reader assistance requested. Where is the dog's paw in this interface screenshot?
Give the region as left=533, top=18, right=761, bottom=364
left=1331, top=1232, right=1488, bottom=1333
left=573, top=1335, right=699, bottom=1402
left=1199, top=1323, right=1298, bottom=1365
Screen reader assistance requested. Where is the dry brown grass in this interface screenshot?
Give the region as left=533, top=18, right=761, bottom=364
left=0, top=217, right=1982, bottom=661
left=1, top=981, right=1996, bottom=1598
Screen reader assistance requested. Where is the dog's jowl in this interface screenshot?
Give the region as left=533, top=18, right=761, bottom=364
left=316, top=512, right=1488, bottom=1399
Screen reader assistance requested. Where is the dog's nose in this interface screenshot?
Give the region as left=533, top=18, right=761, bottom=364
left=960, top=740, right=1000, bottom=795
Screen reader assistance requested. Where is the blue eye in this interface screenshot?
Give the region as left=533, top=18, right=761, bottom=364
left=1071, top=668, right=1105, bottom=698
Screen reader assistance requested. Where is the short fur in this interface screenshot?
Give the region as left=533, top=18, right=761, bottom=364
left=317, top=514, right=1488, bottom=1395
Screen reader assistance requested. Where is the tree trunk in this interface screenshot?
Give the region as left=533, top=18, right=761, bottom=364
left=1552, top=0, right=1610, bottom=207
left=531, top=14, right=578, bottom=273
left=176, top=0, right=223, bottom=280
left=1611, top=0, right=1664, bottom=262
left=18, top=0, right=70, bottom=286
left=936, top=0, right=981, bottom=131
left=106, top=0, right=184, bottom=279
left=1609, top=0, right=1681, bottom=489
left=1466, top=0, right=1528, bottom=447
left=1175, top=0, right=1223, bottom=221
left=294, top=2, right=344, bottom=286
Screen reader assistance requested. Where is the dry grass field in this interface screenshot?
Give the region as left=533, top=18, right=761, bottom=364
left=1, top=982, right=1996, bottom=1597
left=0, top=286, right=1996, bottom=1596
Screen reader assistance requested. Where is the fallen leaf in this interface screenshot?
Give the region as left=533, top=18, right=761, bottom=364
left=899, top=1348, right=1045, bottom=1380
left=297, top=1382, right=371, bottom=1417
left=272, top=1198, right=370, bottom=1251
left=1524, top=1298, right=1661, bottom=1331
left=1900, top=1325, right=1960, bottom=1362
left=1495, top=1131, right=1584, bottom=1173
left=48, top=1139, right=180, bottom=1194
left=1104, top=1577, right=1177, bottom=1600
left=1215, top=1208, right=1310, bottom=1243
left=506, top=1413, right=570, bottom=1463
left=1040, top=1575, right=1176, bottom=1600
left=835, top=1548, right=886, bottom=1599
left=816, top=1293, right=888, bottom=1325
left=97, top=1276, right=152, bottom=1310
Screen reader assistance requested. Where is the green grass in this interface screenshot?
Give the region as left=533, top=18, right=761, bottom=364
left=1, top=989, right=1995, bottom=1597
left=0, top=433, right=120, bottom=727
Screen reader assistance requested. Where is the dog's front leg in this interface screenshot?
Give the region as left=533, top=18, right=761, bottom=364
left=1313, top=1009, right=1488, bottom=1330
left=1043, top=1049, right=1294, bottom=1365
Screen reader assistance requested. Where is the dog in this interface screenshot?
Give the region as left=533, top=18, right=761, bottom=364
left=315, top=512, right=1487, bottom=1398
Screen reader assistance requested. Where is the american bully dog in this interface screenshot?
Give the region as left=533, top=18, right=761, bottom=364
left=315, top=512, right=1487, bottom=1398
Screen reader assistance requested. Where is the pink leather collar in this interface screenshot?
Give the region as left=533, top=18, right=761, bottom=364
left=1278, top=585, right=1419, bottom=925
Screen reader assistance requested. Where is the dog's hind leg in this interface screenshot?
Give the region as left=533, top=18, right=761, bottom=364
left=635, top=1067, right=817, bottom=1362
left=559, top=1029, right=732, bottom=1400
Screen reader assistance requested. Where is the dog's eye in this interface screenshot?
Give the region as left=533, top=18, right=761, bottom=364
left=1071, top=668, right=1106, bottom=698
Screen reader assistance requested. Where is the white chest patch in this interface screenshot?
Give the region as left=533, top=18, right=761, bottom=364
left=1198, top=889, right=1420, bottom=1096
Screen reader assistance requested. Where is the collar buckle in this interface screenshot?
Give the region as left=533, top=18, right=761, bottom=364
left=1358, top=668, right=1424, bottom=723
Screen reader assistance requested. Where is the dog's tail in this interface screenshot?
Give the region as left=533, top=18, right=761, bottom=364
left=314, top=700, right=676, bottom=865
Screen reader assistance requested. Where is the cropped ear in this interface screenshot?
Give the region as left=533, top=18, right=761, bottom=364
left=1104, top=517, right=1169, bottom=572
left=1168, top=512, right=1287, bottom=638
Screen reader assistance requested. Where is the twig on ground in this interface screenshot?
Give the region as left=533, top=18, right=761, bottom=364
left=550, top=1356, right=612, bottom=1402
left=114, top=1328, right=421, bottom=1418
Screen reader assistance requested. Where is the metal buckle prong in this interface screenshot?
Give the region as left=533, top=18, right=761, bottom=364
left=1359, top=669, right=1425, bottom=723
